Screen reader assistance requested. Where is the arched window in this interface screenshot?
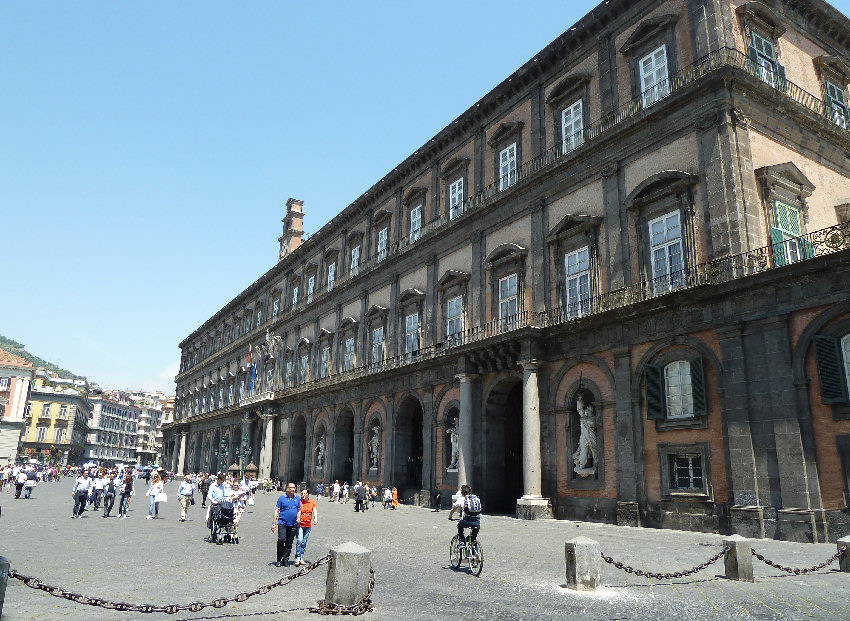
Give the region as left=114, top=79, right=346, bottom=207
left=664, top=361, right=693, bottom=419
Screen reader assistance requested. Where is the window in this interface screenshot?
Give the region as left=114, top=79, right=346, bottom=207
left=0, top=378, right=8, bottom=391
left=499, top=142, right=517, bottom=191
left=327, top=262, right=336, bottom=292
left=449, top=178, right=464, bottom=220
left=292, top=285, right=299, bottom=309
left=307, top=276, right=315, bottom=303
left=649, top=211, right=684, bottom=291
left=320, top=346, right=330, bottom=379
left=498, top=274, right=519, bottom=321
left=256, top=308, right=263, bottom=327
left=664, top=361, right=694, bottom=419
left=749, top=32, right=779, bottom=87
left=645, top=357, right=706, bottom=422
left=227, top=383, right=233, bottom=406
left=350, top=246, right=360, bottom=276
left=404, top=313, right=419, bottom=356
left=770, top=201, right=813, bottom=266
left=669, top=454, right=703, bottom=490
left=561, top=99, right=584, bottom=153
left=343, top=337, right=355, bottom=372
left=377, top=228, right=388, bottom=262
left=24, top=402, right=31, bottom=416
left=372, top=327, right=384, bottom=365
left=640, top=45, right=669, bottom=107
left=234, top=322, right=241, bottom=340
left=36, top=426, right=46, bottom=442
left=238, top=379, right=244, bottom=402
left=58, top=405, right=68, bottom=418
left=565, top=246, right=591, bottom=316
left=272, top=299, right=280, bottom=321
left=41, top=403, right=51, bottom=417
left=286, top=360, right=294, bottom=387
left=409, top=205, right=422, bottom=243
left=446, top=295, right=464, bottom=342
left=218, top=385, right=224, bottom=407
left=812, top=334, right=850, bottom=405
left=826, top=81, right=848, bottom=128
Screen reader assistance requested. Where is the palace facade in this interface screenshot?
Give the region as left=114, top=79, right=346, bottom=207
left=164, top=0, right=850, bottom=542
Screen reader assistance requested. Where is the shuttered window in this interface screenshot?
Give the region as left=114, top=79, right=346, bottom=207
left=646, top=357, right=707, bottom=420
left=561, top=99, right=584, bottom=153
left=565, top=246, right=591, bottom=317
left=409, top=205, right=422, bottom=243
left=649, top=211, right=684, bottom=291
left=639, top=45, right=669, bottom=107
left=813, top=335, right=850, bottom=404
left=449, top=178, right=464, bottom=220
left=825, top=81, right=848, bottom=128
left=499, top=142, right=517, bottom=191
left=771, top=201, right=814, bottom=266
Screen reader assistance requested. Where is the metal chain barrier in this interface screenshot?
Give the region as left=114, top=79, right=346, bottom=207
left=309, top=566, right=375, bottom=615
left=750, top=545, right=846, bottom=575
left=599, top=546, right=728, bottom=580
left=6, top=553, right=366, bottom=615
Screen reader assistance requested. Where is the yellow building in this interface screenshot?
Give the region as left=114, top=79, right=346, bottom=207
left=21, top=377, right=91, bottom=465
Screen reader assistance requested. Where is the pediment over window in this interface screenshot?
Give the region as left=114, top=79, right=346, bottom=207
left=403, top=186, right=427, bottom=206
left=815, top=55, right=850, bottom=83
left=437, top=269, right=471, bottom=290
left=735, top=2, right=786, bottom=37
left=297, top=337, right=312, bottom=349
left=625, top=171, right=699, bottom=210
left=323, top=246, right=339, bottom=260
left=755, top=162, right=815, bottom=197
left=339, top=317, right=359, bottom=331
left=487, top=121, right=524, bottom=148
left=619, top=14, right=679, bottom=54
left=547, top=214, right=602, bottom=242
left=441, top=156, right=470, bottom=179
left=485, top=242, right=528, bottom=265
left=303, top=261, right=318, bottom=272
left=398, top=288, right=426, bottom=306
left=546, top=73, right=592, bottom=107
left=346, top=230, right=364, bottom=245
left=318, top=328, right=334, bottom=340
left=228, top=370, right=236, bottom=377
left=372, top=208, right=393, bottom=224
left=365, top=304, right=389, bottom=320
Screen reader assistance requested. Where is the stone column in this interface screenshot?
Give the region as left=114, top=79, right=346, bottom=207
left=176, top=432, right=187, bottom=475
left=517, top=360, right=550, bottom=519
left=456, top=373, right=477, bottom=490
left=259, top=409, right=277, bottom=480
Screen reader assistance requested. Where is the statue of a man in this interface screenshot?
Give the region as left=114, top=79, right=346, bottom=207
left=572, top=393, right=597, bottom=474
left=368, top=425, right=381, bottom=469
left=447, top=421, right=459, bottom=469
left=314, top=433, right=325, bottom=468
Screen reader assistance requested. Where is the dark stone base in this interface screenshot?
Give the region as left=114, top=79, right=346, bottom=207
left=616, top=501, right=640, bottom=527
left=552, top=497, right=618, bottom=524
left=643, top=501, right=728, bottom=534
left=516, top=497, right=552, bottom=520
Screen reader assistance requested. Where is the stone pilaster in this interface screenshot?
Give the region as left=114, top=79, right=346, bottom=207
left=517, top=360, right=551, bottom=519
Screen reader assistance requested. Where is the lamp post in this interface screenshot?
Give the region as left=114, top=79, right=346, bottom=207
left=237, top=432, right=252, bottom=477
left=213, top=438, right=229, bottom=473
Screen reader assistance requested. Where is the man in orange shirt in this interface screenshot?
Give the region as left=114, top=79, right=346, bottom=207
left=294, top=487, right=318, bottom=566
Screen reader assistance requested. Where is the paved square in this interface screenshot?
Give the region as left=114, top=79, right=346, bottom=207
left=0, top=480, right=847, bottom=620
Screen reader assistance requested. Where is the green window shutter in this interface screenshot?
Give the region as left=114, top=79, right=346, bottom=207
left=690, top=357, right=707, bottom=416
left=825, top=94, right=835, bottom=118
left=802, top=238, right=816, bottom=260
left=775, top=63, right=787, bottom=92
left=747, top=46, right=758, bottom=75
left=813, top=335, right=850, bottom=404
left=770, top=227, right=787, bottom=267
left=645, top=364, right=666, bottom=419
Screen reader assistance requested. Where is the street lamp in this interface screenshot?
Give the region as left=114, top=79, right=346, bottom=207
left=213, top=438, right=229, bottom=473
left=236, top=432, right=252, bottom=477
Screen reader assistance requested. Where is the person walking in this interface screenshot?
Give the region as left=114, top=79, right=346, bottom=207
left=383, top=487, right=392, bottom=509
left=118, top=473, right=133, bottom=519
left=23, top=468, right=37, bottom=499
left=102, top=472, right=117, bottom=517
left=331, top=480, right=340, bottom=503
left=294, top=487, right=317, bottom=566
left=354, top=481, right=365, bottom=513
left=92, top=469, right=106, bottom=510
left=391, top=487, right=400, bottom=509
left=199, top=474, right=211, bottom=508
left=177, top=475, right=195, bottom=522
left=146, top=472, right=164, bottom=519
left=270, top=482, right=300, bottom=568
left=71, top=470, right=92, bottom=517
left=14, top=468, right=27, bottom=499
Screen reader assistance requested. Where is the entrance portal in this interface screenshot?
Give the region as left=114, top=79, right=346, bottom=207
left=333, top=409, right=355, bottom=484
left=290, top=416, right=307, bottom=483
left=393, top=396, right=424, bottom=489
left=483, top=380, right=523, bottom=513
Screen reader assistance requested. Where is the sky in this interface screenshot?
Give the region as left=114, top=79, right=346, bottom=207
left=3, top=1, right=850, bottom=394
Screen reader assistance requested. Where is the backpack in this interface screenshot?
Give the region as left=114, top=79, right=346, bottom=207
left=464, top=494, right=482, bottom=516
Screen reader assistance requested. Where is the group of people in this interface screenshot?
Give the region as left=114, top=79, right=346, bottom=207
left=70, top=468, right=135, bottom=518
left=271, top=483, right=317, bottom=568
left=318, top=480, right=400, bottom=510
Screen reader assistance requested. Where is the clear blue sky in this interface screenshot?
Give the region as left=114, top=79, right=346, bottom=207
left=3, top=1, right=849, bottom=394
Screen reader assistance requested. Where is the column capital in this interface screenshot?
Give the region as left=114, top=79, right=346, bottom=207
left=455, top=373, right=479, bottom=383
left=519, top=359, right=542, bottom=372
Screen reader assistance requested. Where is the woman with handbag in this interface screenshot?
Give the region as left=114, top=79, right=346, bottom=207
left=118, top=473, right=133, bottom=519
left=177, top=475, right=195, bottom=522
left=146, top=472, right=165, bottom=519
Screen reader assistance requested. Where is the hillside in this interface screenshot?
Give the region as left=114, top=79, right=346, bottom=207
left=0, top=335, right=83, bottom=379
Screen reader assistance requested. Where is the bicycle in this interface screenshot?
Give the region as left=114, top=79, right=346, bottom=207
left=449, top=533, right=484, bottom=576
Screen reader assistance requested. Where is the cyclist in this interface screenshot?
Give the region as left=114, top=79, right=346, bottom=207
left=448, top=484, right=481, bottom=542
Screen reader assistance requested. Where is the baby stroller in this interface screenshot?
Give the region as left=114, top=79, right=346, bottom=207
left=209, top=500, right=239, bottom=545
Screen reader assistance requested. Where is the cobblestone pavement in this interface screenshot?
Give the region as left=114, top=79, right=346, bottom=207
left=0, top=480, right=847, bottom=620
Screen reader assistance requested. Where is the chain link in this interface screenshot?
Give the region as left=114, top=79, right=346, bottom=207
left=600, top=546, right=729, bottom=580
left=750, top=545, right=846, bottom=575
left=309, top=566, right=375, bottom=615
left=8, top=554, right=333, bottom=615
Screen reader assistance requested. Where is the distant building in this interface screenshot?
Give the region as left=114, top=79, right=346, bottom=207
left=0, top=348, right=35, bottom=463
left=22, top=376, right=90, bottom=465
left=84, top=391, right=138, bottom=466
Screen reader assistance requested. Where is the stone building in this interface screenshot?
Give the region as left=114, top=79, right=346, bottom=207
left=84, top=391, right=138, bottom=466
left=22, top=376, right=90, bottom=465
left=165, top=0, right=850, bottom=542
left=0, top=348, right=34, bottom=463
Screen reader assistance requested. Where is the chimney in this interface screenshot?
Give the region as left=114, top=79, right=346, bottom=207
left=278, top=198, right=304, bottom=262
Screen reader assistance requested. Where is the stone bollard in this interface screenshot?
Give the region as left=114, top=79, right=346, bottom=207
left=0, top=556, right=9, bottom=617
left=565, top=537, right=601, bottom=591
left=839, top=536, right=850, bottom=573
left=325, top=542, right=372, bottom=606
left=723, top=534, right=754, bottom=582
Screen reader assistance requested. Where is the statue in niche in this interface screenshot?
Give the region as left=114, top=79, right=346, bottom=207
left=572, top=392, right=598, bottom=477
left=446, top=419, right=459, bottom=470
left=368, top=424, right=381, bottom=470
left=314, top=431, right=325, bottom=469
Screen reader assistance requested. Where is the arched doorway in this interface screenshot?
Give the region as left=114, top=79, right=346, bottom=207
left=482, top=379, right=523, bottom=514
left=333, top=409, right=355, bottom=484
left=289, top=416, right=307, bottom=483
left=393, top=395, right=424, bottom=491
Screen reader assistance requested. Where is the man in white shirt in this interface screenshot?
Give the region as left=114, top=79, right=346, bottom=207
left=71, top=471, right=93, bottom=518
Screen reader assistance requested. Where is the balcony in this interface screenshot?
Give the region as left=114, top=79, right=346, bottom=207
left=182, top=46, right=849, bottom=376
